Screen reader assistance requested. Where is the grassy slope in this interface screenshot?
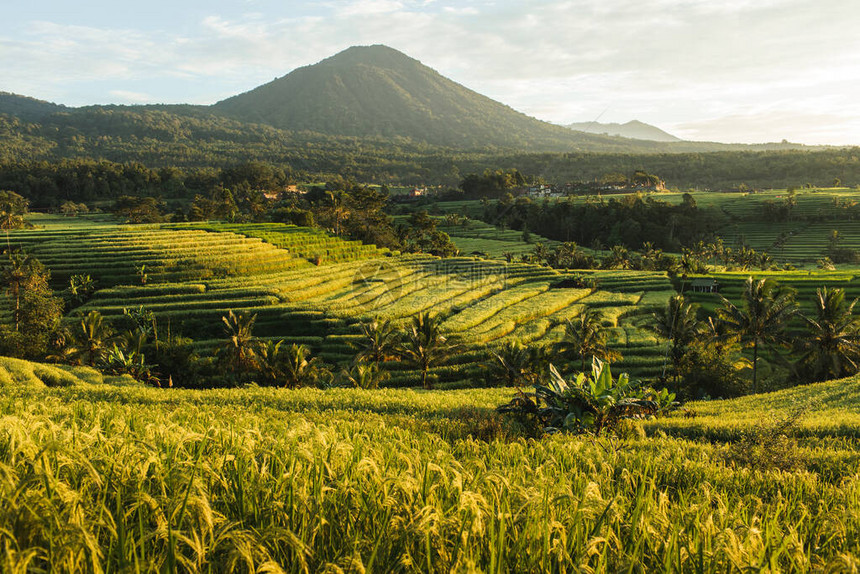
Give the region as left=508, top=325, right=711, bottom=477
left=8, top=215, right=672, bottom=384
left=1, top=357, right=858, bottom=571
left=651, top=375, right=860, bottom=439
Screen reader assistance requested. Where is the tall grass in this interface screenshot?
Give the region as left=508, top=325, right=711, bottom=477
left=1, top=372, right=859, bottom=572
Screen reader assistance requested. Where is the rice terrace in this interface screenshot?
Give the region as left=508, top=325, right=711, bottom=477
left=3, top=4, right=860, bottom=571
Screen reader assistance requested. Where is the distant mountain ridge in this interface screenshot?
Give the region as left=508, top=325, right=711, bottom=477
left=211, top=45, right=685, bottom=152
left=565, top=120, right=682, bottom=142
left=0, top=92, right=66, bottom=122
left=0, top=45, right=817, bottom=157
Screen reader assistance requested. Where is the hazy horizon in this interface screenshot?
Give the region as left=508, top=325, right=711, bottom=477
left=3, top=0, right=858, bottom=146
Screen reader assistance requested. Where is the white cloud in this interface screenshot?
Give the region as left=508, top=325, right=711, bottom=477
left=109, top=90, right=155, bottom=104
left=1, top=0, right=859, bottom=143
left=340, top=0, right=405, bottom=15
left=442, top=6, right=479, bottom=15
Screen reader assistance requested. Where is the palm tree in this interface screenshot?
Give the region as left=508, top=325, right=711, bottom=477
left=326, top=190, right=348, bottom=236
left=488, top=340, right=548, bottom=387
left=555, top=308, right=621, bottom=372
left=281, top=343, right=328, bottom=389
left=71, top=310, right=114, bottom=366
left=605, top=245, right=630, bottom=270
left=717, top=277, right=797, bottom=393
left=532, top=242, right=550, bottom=265
left=652, top=295, right=700, bottom=389
left=255, top=339, right=285, bottom=386
left=797, top=287, right=860, bottom=382
left=352, top=317, right=400, bottom=368
left=398, top=312, right=457, bottom=389
left=218, top=310, right=257, bottom=374
left=341, top=361, right=389, bottom=389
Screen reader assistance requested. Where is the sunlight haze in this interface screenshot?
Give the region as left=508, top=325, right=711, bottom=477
left=3, top=0, right=858, bottom=145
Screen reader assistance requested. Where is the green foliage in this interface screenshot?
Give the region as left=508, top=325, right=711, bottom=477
left=351, top=317, right=400, bottom=366
left=499, top=358, right=657, bottom=435
left=62, top=310, right=115, bottom=367
left=717, top=277, right=798, bottom=393
left=398, top=312, right=458, bottom=389
left=652, top=294, right=700, bottom=386
left=0, top=190, right=30, bottom=230
left=0, top=252, right=63, bottom=358
left=66, top=273, right=96, bottom=306
left=554, top=308, right=622, bottom=372
left=113, top=195, right=166, bottom=223
left=795, top=287, right=860, bottom=382
left=485, top=340, right=548, bottom=387
left=340, top=361, right=389, bottom=389
left=217, top=310, right=257, bottom=376
left=279, top=343, right=330, bottom=389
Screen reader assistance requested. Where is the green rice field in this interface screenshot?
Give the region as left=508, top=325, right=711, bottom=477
left=0, top=357, right=858, bottom=572
left=3, top=215, right=673, bottom=385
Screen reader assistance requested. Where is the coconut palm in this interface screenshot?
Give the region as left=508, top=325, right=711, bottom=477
left=69, top=310, right=114, bottom=367
left=218, top=310, right=257, bottom=374
left=488, top=340, right=549, bottom=387
left=352, top=317, right=400, bottom=367
left=281, top=343, right=329, bottom=389
left=652, top=295, right=700, bottom=387
left=255, top=338, right=286, bottom=386
left=605, top=245, right=631, bottom=270
left=398, top=312, right=457, bottom=389
left=717, top=277, right=797, bottom=393
left=554, top=308, right=621, bottom=372
left=796, top=287, right=860, bottom=382
left=341, top=361, right=389, bottom=389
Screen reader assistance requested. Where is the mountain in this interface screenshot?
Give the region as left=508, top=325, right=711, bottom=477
left=0, top=92, right=66, bottom=122
left=565, top=120, right=682, bottom=142
left=212, top=45, right=661, bottom=152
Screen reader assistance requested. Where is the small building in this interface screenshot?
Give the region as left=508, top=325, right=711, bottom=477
left=690, top=278, right=720, bottom=293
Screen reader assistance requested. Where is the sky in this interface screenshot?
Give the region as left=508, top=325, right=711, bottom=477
left=2, top=0, right=859, bottom=145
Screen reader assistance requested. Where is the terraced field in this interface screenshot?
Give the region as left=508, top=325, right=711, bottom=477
left=719, top=220, right=860, bottom=262
left=4, top=215, right=674, bottom=386
left=435, top=217, right=559, bottom=259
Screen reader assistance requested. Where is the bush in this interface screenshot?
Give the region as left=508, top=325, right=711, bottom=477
left=498, top=358, right=658, bottom=436
left=724, top=406, right=810, bottom=472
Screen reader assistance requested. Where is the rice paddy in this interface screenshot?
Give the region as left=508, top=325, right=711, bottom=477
left=4, top=198, right=860, bottom=571
left=0, top=357, right=858, bottom=572
left=2, top=215, right=673, bottom=384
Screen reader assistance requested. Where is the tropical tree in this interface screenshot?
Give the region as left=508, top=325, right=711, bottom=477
left=67, top=310, right=114, bottom=367
left=341, top=361, right=389, bottom=389
left=281, top=343, right=329, bottom=389
left=0, top=191, right=29, bottom=244
left=652, top=295, right=700, bottom=388
left=255, top=339, right=286, bottom=386
left=325, top=190, right=348, bottom=236
left=218, top=310, right=257, bottom=375
left=0, top=252, right=63, bottom=358
left=398, top=312, right=457, bottom=389
left=717, top=277, right=797, bottom=393
left=67, top=274, right=97, bottom=306
left=498, top=358, right=658, bottom=436
left=604, top=245, right=631, bottom=269
left=796, top=287, right=860, bottom=382
left=487, top=340, right=549, bottom=387
left=352, top=317, right=400, bottom=367
left=554, top=308, right=621, bottom=372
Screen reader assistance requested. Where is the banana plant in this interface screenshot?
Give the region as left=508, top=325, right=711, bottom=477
left=500, top=357, right=658, bottom=436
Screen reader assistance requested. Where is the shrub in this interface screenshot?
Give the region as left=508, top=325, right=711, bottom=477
left=498, top=358, right=657, bottom=436
left=724, top=406, right=810, bottom=472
